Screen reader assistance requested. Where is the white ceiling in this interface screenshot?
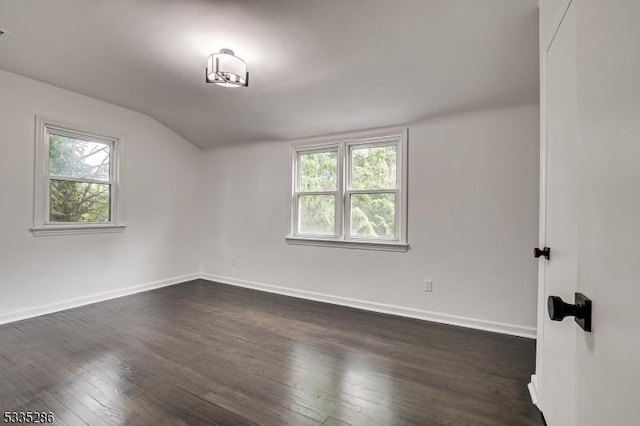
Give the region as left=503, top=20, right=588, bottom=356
left=0, top=0, right=539, bottom=148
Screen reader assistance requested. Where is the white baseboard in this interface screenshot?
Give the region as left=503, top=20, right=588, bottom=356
left=200, top=273, right=537, bottom=339
left=0, top=273, right=200, bottom=326
left=528, top=374, right=540, bottom=407
left=1, top=272, right=537, bottom=339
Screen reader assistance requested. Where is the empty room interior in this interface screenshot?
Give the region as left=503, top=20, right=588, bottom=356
left=0, top=1, right=638, bottom=425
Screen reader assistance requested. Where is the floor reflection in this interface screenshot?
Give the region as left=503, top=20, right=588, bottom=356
left=286, top=341, right=396, bottom=424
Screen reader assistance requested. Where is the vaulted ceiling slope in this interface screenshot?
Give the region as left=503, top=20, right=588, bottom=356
left=0, top=0, right=538, bottom=148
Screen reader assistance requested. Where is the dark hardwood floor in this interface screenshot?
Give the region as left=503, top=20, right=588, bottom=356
left=0, top=280, right=543, bottom=425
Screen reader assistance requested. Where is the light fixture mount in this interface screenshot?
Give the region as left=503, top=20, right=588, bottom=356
left=206, top=48, right=249, bottom=88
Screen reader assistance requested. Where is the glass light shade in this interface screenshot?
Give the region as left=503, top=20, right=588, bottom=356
left=206, top=49, right=248, bottom=87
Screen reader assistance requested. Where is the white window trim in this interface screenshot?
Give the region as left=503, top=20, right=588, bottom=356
left=31, top=115, right=127, bottom=236
left=286, top=127, right=409, bottom=252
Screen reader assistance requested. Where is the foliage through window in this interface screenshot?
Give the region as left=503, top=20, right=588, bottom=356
left=49, top=133, right=112, bottom=222
left=297, top=150, right=338, bottom=235
left=33, top=117, right=124, bottom=235
left=348, top=145, right=397, bottom=239
left=289, top=130, right=407, bottom=249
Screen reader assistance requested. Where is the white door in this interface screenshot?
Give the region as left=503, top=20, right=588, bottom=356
left=538, top=2, right=577, bottom=425
left=537, top=1, right=640, bottom=425
left=574, top=1, right=640, bottom=424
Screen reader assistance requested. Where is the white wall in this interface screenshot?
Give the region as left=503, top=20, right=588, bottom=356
left=0, top=70, right=202, bottom=322
left=199, top=105, right=540, bottom=336
left=0, top=69, right=539, bottom=337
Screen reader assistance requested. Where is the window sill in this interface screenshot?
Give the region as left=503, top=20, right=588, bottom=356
left=285, top=236, right=409, bottom=252
left=31, top=224, right=126, bottom=237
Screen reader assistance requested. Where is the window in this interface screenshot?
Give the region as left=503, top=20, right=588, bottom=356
left=287, top=129, right=408, bottom=251
left=32, top=116, right=125, bottom=236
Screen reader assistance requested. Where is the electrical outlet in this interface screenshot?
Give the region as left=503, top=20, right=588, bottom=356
left=424, top=280, right=433, bottom=292
left=232, top=257, right=237, bottom=266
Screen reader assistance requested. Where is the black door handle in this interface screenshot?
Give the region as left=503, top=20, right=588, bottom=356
left=534, top=247, right=551, bottom=260
left=547, top=293, right=592, bottom=332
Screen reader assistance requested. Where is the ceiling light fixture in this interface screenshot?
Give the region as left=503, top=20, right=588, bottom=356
left=206, top=48, right=248, bottom=88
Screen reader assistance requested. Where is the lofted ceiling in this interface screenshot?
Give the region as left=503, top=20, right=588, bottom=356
left=0, top=0, right=539, bottom=148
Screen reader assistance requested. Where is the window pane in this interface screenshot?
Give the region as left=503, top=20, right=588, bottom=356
left=298, top=194, right=335, bottom=235
left=49, top=180, right=111, bottom=223
left=350, top=193, right=396, bottom=239
left=299, top=150, right=337, bottom=191
left=350, top=145, right=397, bottom=190
left=49, top=133, right=111, bottom=181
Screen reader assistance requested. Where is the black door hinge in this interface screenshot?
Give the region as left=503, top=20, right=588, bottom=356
left=534, top=247, right=551, bottom=260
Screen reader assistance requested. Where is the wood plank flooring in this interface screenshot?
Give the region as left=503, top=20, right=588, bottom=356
left=0, top=280, right=543, bottom=425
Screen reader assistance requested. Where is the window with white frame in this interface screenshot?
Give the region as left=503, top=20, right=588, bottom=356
left=287, top=129, right=408, bottom=251
left=32, top=116, right=125, bottom=236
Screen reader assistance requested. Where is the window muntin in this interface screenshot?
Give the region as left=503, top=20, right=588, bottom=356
left=290, top=130, right=407, bottom=248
